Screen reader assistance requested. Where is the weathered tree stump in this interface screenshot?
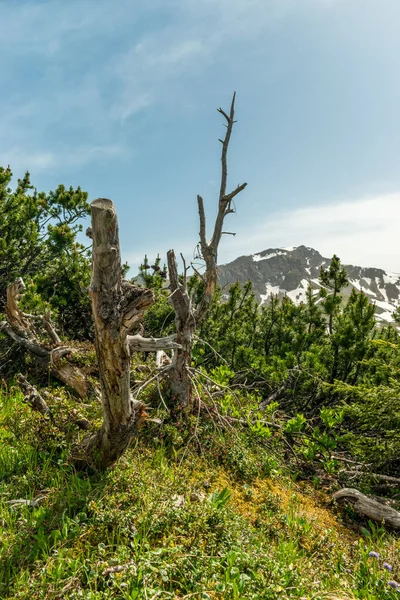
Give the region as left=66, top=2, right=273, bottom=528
left=81, top=199, right=180, bottom=468
left=80, top=198, right=155, bottom=468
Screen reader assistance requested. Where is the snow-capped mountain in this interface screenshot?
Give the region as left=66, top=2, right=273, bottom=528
left=217, top=245, right=400, bottom=323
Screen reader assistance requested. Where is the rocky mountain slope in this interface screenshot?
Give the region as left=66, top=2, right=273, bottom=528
left=217, top=245, right=400, bottom=323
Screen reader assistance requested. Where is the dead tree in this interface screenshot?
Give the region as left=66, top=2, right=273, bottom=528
left=82, top=198, right=180, bottom=468
left=167, top=92, right=247, bottom=407
left=0, top=278, right=99, bottom=399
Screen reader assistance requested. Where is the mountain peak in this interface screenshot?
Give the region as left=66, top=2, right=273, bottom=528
left=217, top=246, right=400, bottom=323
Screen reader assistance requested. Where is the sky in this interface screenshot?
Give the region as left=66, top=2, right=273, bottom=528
left=2, top=0, right=400, bottom=272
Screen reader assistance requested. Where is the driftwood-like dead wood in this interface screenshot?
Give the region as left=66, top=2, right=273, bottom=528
left=17, top=373, right=52, bottom=419
left=0, top=278, right=98, bottom=400
left=16, top=375, right=90, bottom=430
left=167, top=93, right=247, bottom=407
left=82, top=198, right=175, bottom=469
left=166, top=248, right=196, bottom=407
left=195, top=93, right=247, bottom=323
left=342, top=471, right=400, bottom=486
left=333, top=488, right=400, bottom=530
left=127, top=333, right=180, bottom=353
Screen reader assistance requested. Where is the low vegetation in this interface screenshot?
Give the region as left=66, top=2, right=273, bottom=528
left=1, top=96, right=400, bottom=598
left=1, top=382, right=400, bottom=599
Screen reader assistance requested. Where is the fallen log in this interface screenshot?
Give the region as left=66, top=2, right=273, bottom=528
left=333, top=487, right=400, bottom=530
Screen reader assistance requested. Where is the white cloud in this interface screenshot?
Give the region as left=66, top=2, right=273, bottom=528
left=0, top=0, right=140, bottom=54
left=218, top=193, right=400, bottom=271
left=110, top=0, right=298, bottom=120
left=110, top=34, right=212, bottom=121
left=0, top=0, right=324, bottom=170
left=0, top=144, right=127, bottom=175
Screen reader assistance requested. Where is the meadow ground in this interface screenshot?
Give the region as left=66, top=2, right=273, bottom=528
left=1, top=388, right=399, bottom=600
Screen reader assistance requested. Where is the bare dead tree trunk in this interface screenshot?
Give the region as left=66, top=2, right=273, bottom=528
left=82, top=198, right=181, bottom=469
left=166, top=250, right=196, bottom=407
left=167, top=93, right=247, bottom=408
left=81, top=198, right=153, bottom=468
left=0, top=278, right=98, bottom=399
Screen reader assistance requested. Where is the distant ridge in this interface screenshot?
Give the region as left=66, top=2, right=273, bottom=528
left=217, top=245, right=400, bottom=323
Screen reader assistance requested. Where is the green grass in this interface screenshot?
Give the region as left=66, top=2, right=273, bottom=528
left=1, top=387, right=400, bottom=599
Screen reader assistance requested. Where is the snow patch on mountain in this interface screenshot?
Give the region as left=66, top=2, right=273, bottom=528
left=253, top=252, right=278, bottom=262
left=260, top=283, right=282, bottom=303
left=253, top=249, right=288, bottom=262
left=383, top=272, right=400, bottom=285
left=217, top=245, right=400, bottom=324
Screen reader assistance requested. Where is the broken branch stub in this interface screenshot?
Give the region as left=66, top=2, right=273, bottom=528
left=17, top=373, right=52, bottom=419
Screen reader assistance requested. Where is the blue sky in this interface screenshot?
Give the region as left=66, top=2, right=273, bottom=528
left=2, top=0, right=400, bottom=271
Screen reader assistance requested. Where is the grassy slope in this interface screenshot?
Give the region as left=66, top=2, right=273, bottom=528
left=1, top=389, right=399, bottom=600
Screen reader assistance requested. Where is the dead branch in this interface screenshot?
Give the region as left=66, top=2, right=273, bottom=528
left=342, top=471, right=400, bottom=486
left=127, top=333, right=180, bottom=353
left=223, top=414, right=281, bottom=430
left=165, top=94, right=246, bottom=407
left=6, top=278, right=36, bottom=336
left=102, top=562, right=136, bottom=577
left=331, top=454, right=370, bottom=466
left=43, top=311, right=61, bottom=345
left=1, top=280, right=99, bottom=400
left=193, top=335, right=229, bottom=365
left=190, top=369, right=233, bottom=431
left=132, top=365, right=172, bottom=399
left=17, top=373, right=52, bottom=419
left=258, top=368, right=301, bottom=410
left=197, top=195, right=207, bottom=251
left=180, top=253, right=189, bottom=288
left=333, top=488, right=400, bottom=530
left=195, top=93, right=247, bottom=323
